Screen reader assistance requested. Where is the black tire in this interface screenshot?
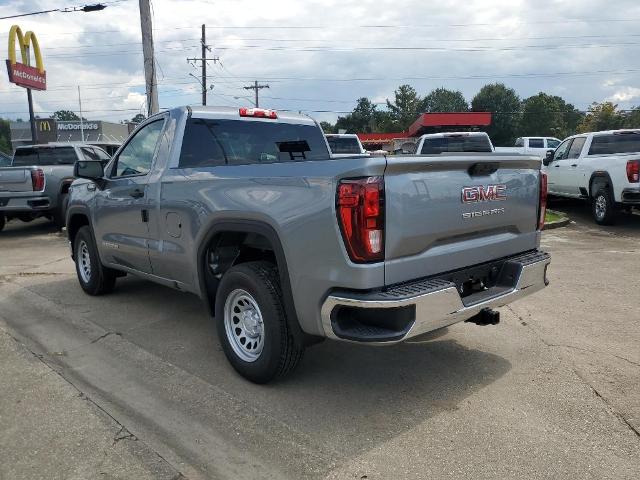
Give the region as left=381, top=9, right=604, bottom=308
left=53, top=193, right=69, bottom=230
left=0, top=213, right=5, bottom=232
left=73, top=226, right=117, bottom=295
left=592, top=187, right=616, bottom=225
left=214, top=261, right=304, bottom=383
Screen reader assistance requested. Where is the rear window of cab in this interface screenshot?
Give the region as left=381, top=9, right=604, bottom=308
left=178, top=118, right=330, bottom=168
left=588, top=132, right=640, bottom=155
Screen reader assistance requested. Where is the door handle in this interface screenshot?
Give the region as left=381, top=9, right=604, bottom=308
left=554, top=165, right=560, bottom=167
left=129, top=189, right=144, bottom=198
left=571, top=164, right=578, bottom=167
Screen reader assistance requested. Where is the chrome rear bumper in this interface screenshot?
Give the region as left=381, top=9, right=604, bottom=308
left=321, top=250, right=550, bottom=343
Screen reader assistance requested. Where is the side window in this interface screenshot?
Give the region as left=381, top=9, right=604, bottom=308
left=528, top=138, right=544, bottom=148
left=547, top=139, right=560, bottom=149
left=514, top=138, right=524, bottom=147
left=553, top=139, right=573, bottom=161
left=113, top=120, right=164, bottom=177
left=567, top=137, right=586, bottom=159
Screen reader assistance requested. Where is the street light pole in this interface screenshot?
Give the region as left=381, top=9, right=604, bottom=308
left=25, top=44, right=37, bottom=145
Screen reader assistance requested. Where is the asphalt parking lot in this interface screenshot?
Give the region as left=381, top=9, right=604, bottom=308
left=1, top=202, right=639, bottom=479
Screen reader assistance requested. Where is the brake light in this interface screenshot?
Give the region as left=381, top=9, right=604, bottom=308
left=538, top=171, right=547, bottom=230
left=336, top=177, right=384, bottom=263
left=31, top=168, right=45, bottom=192
left=239, top=107, right=277, bottom=119
left=626, top=160, right=639, bottom=182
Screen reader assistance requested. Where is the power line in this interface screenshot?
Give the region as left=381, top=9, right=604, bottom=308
left=0, top=3, right=108, bottom=20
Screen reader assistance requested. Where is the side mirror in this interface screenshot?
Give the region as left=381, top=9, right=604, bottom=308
left=543, top=149, right=554, bottom=166
left=74, top=160, right=104, bottom=181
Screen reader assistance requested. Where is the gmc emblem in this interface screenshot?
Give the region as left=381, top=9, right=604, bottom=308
left=461, top=184, right=507, bottom=203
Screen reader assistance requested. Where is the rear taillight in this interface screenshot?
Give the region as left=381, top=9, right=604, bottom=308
left=31, top=168, right=45, bottom=192
left=336, top=177, right=384, bottom=263
left=626, top=160, right=640, bottom=183
left=538, top=171, right=548, bottom=230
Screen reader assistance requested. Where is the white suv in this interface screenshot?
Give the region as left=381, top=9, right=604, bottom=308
left=544, top=129, right=640, bottom=224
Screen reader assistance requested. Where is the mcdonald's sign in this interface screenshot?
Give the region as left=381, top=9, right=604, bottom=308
left=6, top=25, right=46, bottom=91
left=39, top=120, right=52, bottom=132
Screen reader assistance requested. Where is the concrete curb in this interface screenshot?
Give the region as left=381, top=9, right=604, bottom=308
left=543, top=209, right=571, bottom=230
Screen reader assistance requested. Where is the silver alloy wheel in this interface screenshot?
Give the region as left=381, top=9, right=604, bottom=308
left=78, top=240, right=92, bottom=284
left=223, top=289, right=265, bottom=362
left=595, top=194, right=607, bottom=220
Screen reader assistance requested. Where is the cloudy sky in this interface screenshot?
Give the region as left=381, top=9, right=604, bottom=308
left=1, top=0, right=640, bottom=124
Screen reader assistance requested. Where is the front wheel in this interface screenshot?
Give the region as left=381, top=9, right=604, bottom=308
left=215, top=261, right=304, bottom=383
left=592, top=188, right=616, bottom=225
left=74, top=226, right=117, bottom=295
left=0, top=213, right=5, bottom=232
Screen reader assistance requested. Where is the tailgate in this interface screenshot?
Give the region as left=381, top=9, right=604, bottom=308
left=384, top=154, right=541, bottom=285
left=0, top=168, right=33, bottom=193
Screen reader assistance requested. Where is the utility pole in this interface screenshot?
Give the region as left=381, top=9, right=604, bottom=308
left=243, top=81, right=269, bottom=108
left=187, top=24, right=217, bottom=106
left=138, top=0, right=159, bottom=115
left=201, top=24, right=206, bottom=105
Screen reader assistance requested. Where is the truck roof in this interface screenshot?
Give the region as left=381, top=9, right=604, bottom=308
left=181, top=105, right=318, bottom=126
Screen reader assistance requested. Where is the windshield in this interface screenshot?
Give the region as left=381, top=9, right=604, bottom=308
left=326, top=136, right=362, bottom=154
left=420, top=135, right=492, bottom=154
left=12, top=146, right=78, bottom=166
left=588, top=132, right=640, bottom=155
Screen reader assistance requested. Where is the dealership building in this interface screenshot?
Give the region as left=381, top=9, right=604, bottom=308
left=9, top=119, right=132, bottom=150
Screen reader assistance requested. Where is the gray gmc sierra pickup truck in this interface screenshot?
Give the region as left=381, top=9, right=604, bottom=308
left=0, top=143, right=110, bottom=231
left=67, top=106, right=550, bottom=383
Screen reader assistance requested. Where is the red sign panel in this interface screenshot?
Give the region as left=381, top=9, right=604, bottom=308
left=6, top=60, right=46, bottom=90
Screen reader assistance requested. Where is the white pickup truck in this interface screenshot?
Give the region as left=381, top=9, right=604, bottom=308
left=496, top=137, right=561, bottom=158
left=543, top=129, right=640, bottom=224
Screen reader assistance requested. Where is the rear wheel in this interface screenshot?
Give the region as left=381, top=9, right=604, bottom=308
left=592, top=187, right=616, bottom=225
left=0, top=213, right=5, bottom=232
left=74, top=226, right=117, bottom=295
left=215, top=261, right=304, bottom=383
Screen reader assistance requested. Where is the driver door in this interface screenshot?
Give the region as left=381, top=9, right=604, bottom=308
left=93, top=119, right=165, bottom=274
left=546, top=138, right=572, bottom=196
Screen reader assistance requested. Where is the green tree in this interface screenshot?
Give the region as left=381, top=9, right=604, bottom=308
left=319, top=121, right=334, bottom=134
left=622, top=106, right=640, bottom=129
left=519, top=93, right=583, bottom=139
left=420, top=87, right=468, bottom=112
left=0, top=119, right=11, bottom=154
left=130, top=113, right=146, bottom=124
left=335, top=97, right=379, bottom=133
left=578, top=102, right=623, bottom=133
left=386, top=84, right=423, bottom=131
left=471, top=83, right=521, bottom=146
left=53, top=110, right=80, bottom=121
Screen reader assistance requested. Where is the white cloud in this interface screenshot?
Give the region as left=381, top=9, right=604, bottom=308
left=606, top=86, right=640, bottom=102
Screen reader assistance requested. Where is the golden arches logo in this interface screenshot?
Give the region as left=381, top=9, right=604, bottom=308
left=39, top=121, right=51, bottom=132
left=8, top=25, right=44, bottom=73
